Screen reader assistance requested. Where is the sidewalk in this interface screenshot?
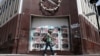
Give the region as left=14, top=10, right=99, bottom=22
left=0, top=54, right=100, bottom=56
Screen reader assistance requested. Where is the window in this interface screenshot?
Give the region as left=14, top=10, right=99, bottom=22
left=13, top=0, right=15, bottom=2
left=14, top=10, right=17, bottom=13
left=6, top=18, right=8, bottom=21
left=5, top=2, right=8, bottom=9
left=10, top=14, right=12, bottom=17
left=9, top=0, right=11, bottom=5
left=84, top=0, right=87, bottom=3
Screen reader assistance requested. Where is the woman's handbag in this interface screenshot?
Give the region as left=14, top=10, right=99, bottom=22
left=42, top=37, right=47, bottom=42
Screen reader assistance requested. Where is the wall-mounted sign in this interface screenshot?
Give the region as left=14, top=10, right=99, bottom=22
left=39, top=0, right=62, bottom=15
left=71, top=23, right=80, bottom=29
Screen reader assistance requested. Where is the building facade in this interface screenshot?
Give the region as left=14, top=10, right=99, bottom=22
left=77, top=0, right=100, bottom=54
left=0, top=0, right=100, bottom=55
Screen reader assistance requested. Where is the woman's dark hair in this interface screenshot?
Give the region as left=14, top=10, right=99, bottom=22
left=48, top=30, right=52, bottom=34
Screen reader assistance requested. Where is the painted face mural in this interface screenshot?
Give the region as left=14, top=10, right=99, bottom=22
left=29, top=25, right=70, bottom=51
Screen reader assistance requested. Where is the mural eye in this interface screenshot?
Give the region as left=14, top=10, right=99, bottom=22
left=40, top=44, right=45, bottom=48
left=52, top=33, right=58, bottom=37
left=33, top=33, right=40, bottom=36
left=62, top=44, right=68, bottom=48
left=62, top=33, right=68, bottom=38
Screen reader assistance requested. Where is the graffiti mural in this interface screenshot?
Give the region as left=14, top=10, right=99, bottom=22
left=29, top=25, right=70, bottom=51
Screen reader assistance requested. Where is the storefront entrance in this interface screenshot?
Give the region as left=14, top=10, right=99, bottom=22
left=29, top=16, right=70, bottom=51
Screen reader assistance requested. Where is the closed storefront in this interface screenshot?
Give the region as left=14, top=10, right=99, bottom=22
left=29, top=16, right=70, bottom=52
